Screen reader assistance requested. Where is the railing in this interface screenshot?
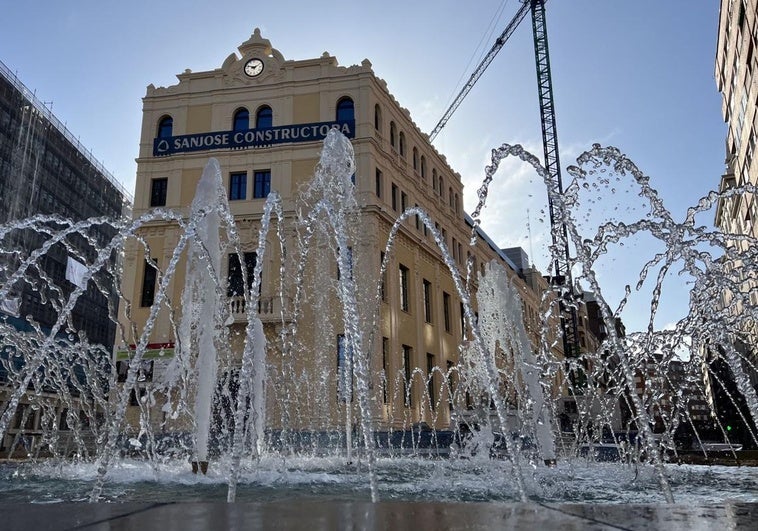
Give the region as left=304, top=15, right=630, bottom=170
left=228, top=295, right=291, bottom=323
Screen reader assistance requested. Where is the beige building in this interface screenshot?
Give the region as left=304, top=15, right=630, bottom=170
left=117, top=29, right=566, bottom=439
left=714, top=0, right=758, bottom=389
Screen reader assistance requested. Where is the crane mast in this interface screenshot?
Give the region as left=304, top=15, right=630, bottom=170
left=530, top=0, right=579, bottom=360
left=429, top=0, right=580, bottom=360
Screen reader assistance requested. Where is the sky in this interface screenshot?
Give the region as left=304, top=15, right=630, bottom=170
left=0, top=1, right=726, bottom=333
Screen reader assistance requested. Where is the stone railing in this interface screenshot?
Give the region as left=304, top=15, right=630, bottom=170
left=228, top=295, right=290, bottom=323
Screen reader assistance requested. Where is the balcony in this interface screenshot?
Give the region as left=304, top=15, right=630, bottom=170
left=228, top=295, right=291, bottom=323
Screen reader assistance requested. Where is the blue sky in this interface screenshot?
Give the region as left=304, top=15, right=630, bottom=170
left=1, top=1, right=725, bottom=333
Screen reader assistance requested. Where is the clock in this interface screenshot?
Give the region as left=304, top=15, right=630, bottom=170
left=244, top=58, right=264, bottom=77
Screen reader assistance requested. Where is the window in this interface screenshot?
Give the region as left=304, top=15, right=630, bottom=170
left=423, top=279, right=432, bottom=323
left=337, top=97, right=354, bottom=122
left=337, top=246, right=353, bottom=281
left=432, top=169, right=437, bottom=191
left=374, top=104, right=382, bottom=132
left=399, top=132, right=406, bottom=157
left=403, top=344, right=413, bottom=406
left=229, top=172, right=247, bottom=200
left=337, top=334, right=353, bottom=402
left=256, top=105, right=272, bottom=129
left=253, top=170, right=271, bottom=198
left=382, top=337, right=389, bottom=404
left=449, top=187, right=454, bottom=208
left=233, top=108, right=249, bottom=131
left=150, top=178, right=168, bottom=207
left=455, top=193, right=460, bottom=214
left=415, top=203, right=420, bottom=231
left=420, top=156, right=426, bottom=179
left=380, top=252, right=387, bottom=301
left=140, top=258, right=158, bottom=307
left=446, top=360, right=454, bottom=411
left=227, top=252, right=257, bottom=297
left=439, top=175, right=444, bottom=196
left=401, top=191, right=407, bottom=213
left=399, top=263, right=409, bottom=312
left=391, top=183, right=398, bottom=211
left=460, top=302, right=466, bottom=339
left=375, top=169, right=383, bottom=197
left=413, top=148, right=419, bottom=172
left=390, top=121, right=397, bottom=149
left=427, top=353, right=436, bottom=410
left=443, top=292, right=451, bottom=332
left=157, top=116, right=173, bottom=138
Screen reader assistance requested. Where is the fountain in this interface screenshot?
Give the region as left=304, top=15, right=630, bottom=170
left=0, top=130, right=757, bottom=505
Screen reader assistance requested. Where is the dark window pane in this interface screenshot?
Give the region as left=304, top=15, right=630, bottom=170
left=229, top=172, right=247, bottom=200
left=256, top=106, right=272, bottom=129
left=253, top=170, right=271, bottom=199
left=337, top=97, right=354, bottom=122
left=158, top=116, right=173, bottom=138
left=140, top=259, right=158, bottom=307
left=150, top=178, right=168, bottom=207
left=233, top=108, right=249, bottom=131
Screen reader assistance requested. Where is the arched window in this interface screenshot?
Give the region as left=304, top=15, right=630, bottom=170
left=439, top=175, right=444, bottom=197
left=374, top=104, right=382, bottom=131
left=455, top=193, right=460, bottom=214
left=420, top=156, right=427, bottom=179
left=449, top=187, right=454, bottom=208
left=413, top=148, right=419, bottom=171
left=337, top=97, right=354, bottom=122
left=399, top=132, right=406, bottom=157
left=256, top=105, right=273, bottom=129
left=432, top=169, right=437, bottom=189
left=233, top=108, right=249, bottom=131
left=390, top=121, right=397, bottom=150
left=157, top=116, right=173, bottom=138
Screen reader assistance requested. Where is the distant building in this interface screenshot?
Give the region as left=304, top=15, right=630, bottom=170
left=0, top=59, right=130, bottom=455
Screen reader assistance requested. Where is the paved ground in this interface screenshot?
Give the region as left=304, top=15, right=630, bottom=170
left=2, top=501, right=756, bottom=530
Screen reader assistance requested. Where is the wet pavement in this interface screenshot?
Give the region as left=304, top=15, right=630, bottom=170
left=3, top=500, right=756, bottom=530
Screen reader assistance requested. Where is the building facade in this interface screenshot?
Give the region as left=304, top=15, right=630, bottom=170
left=0, top=59, right=130, bottom=455
left=118, top=29, right=566, bottom=439
left=714, top=0, right=758, bottom=409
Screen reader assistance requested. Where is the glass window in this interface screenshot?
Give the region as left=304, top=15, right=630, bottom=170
left=256, top=106, right=272, bottom=129
left=413, top=148, right=419, bottom=171
left=140, top=259, right=158, bottom=307
left=427, top=353, right=436, bottom=410
left=253, top=170, right=271, bottom=198
left=337, top=334, right=353, bottom=402
left=157, top=116, right=173, bottom=138
left=443, top=292, right=451, bottom=332
left=337, top=97, right=354, bottom=122
left=375, top=168, right=383, bottom=198
left=227, top=252, right=257, bottom=297
left=403, top=344, right=413, bottom=406
left=391, top=183, right=398, bottom=211
left=420, top=156, right=426, bottom=179
left=150, top=178, right=168, bottom=207
left=399, top=132, right=406, bottom=157
left=390, top=122, right=397, bottom=149
left=229, top=172, right=247, bottom=200
left=399, top=263, right=409, bottom=312
left=233, top=108, right=249, bottom=131
left=423, top=279, right=432, bottom=323
left=374, top=104, right=382, bottom=131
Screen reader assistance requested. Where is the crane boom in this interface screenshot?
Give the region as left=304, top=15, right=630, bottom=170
left=428, top=1, right=530, bottom=142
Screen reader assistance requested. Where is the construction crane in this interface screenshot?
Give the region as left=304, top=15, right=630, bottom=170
left=430, top=0, right=580, bottom=361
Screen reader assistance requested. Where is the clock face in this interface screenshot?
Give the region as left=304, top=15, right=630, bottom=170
left=244, top=58, right=264, bottom=77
